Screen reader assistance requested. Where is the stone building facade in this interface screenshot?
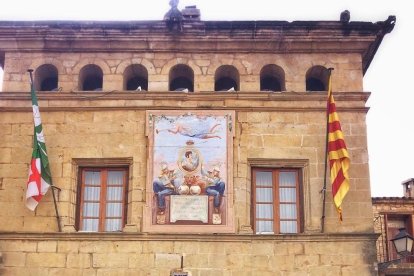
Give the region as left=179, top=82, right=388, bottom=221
left=373, top=179, right=414, bottom=275
left=0, top=5, right=395, bottom=276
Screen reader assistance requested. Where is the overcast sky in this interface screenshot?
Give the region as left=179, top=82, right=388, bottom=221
left=0, top=0, right=411, bottom=197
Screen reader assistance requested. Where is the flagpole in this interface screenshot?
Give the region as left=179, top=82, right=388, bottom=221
left=28, top=69, right=62, bottom=232
left=321, top=68, right=334, bottom=233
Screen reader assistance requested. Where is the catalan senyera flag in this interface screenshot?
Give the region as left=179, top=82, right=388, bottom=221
left=327, top=74, right=350, bottom=221
left=25, top=81, right=52, bottom=211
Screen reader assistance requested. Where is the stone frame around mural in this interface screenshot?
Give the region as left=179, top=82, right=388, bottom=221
left=143, top=110, right=235, bottom=233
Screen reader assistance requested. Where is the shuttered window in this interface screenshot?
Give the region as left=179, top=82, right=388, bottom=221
left=253, top=168, right=302, bottom=234
left=78, top=168, right=128, bottom=232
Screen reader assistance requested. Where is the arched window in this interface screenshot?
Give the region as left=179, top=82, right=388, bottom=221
left=35, top=64, right=59, bottom=91
left=260, top=64, right=285, bottom=92
left=169, top=64, right=194, bottom=92
left=215, top=65, right=239, bottom=91
left=79, top=64, right=103, bottom=91
left=124, top=64, right=148, bottom=91
left=306, top=66, right=329, bottom=92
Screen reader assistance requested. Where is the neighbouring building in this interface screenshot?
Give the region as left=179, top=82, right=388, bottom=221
left=373, top=179, right=414, bottom=275
left=0, top=2, right=395, bottom=275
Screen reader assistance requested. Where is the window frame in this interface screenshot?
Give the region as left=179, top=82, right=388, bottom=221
left=384, top=213, right=414, bottom=262
left=252, top=167, right=303, bottom=234
left=76, top=166, right=129, bottom=232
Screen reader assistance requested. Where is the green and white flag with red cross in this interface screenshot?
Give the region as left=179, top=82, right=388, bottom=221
left=25, top=82, right=52, bottom=211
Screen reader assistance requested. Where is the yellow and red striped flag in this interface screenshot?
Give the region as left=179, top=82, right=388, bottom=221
left=327, top=74, right=350, bottom=221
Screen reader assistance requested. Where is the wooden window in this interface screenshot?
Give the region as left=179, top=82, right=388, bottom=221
left=252, top=168, right=302, bottom=234
left=385, top=214, right=414, bottom=262
left=78, top=167, right=128, bottom=232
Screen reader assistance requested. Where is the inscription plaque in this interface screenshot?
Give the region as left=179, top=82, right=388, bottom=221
left=171, top=272, right=188, bottom=276
left=170, top=195, right=208, bottom=223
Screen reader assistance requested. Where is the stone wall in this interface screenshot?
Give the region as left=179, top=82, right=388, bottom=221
left=0, top=233, right=378, bottom=276
left=0, top=26, right=378, bottom=275
left=372, top=198, right=414, bottom=264
left=0, top=86, right=375, bottom=274
left=1, top=52, right=363, bottom=93
left=0, top=99, right=372, bottom=234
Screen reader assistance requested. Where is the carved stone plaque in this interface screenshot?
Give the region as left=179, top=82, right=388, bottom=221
left=170, top=195, right=208, bottom=223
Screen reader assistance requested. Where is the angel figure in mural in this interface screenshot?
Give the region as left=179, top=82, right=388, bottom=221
left=201, top=165, right=225, bottom=213
left=153, top=163, right=177, bottom=214
left=156, top=121, right=222, bottom=140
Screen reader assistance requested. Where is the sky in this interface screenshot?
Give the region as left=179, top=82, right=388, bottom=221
left=0, top=0, right=411, bottom=197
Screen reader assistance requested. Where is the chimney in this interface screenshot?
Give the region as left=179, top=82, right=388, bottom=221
left=181, top=5, right=200, bottom=21
left=402, top=178, right=414, bottom=198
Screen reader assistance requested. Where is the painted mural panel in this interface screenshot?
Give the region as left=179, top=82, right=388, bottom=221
left=144, top=110, right=235, bottom=233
